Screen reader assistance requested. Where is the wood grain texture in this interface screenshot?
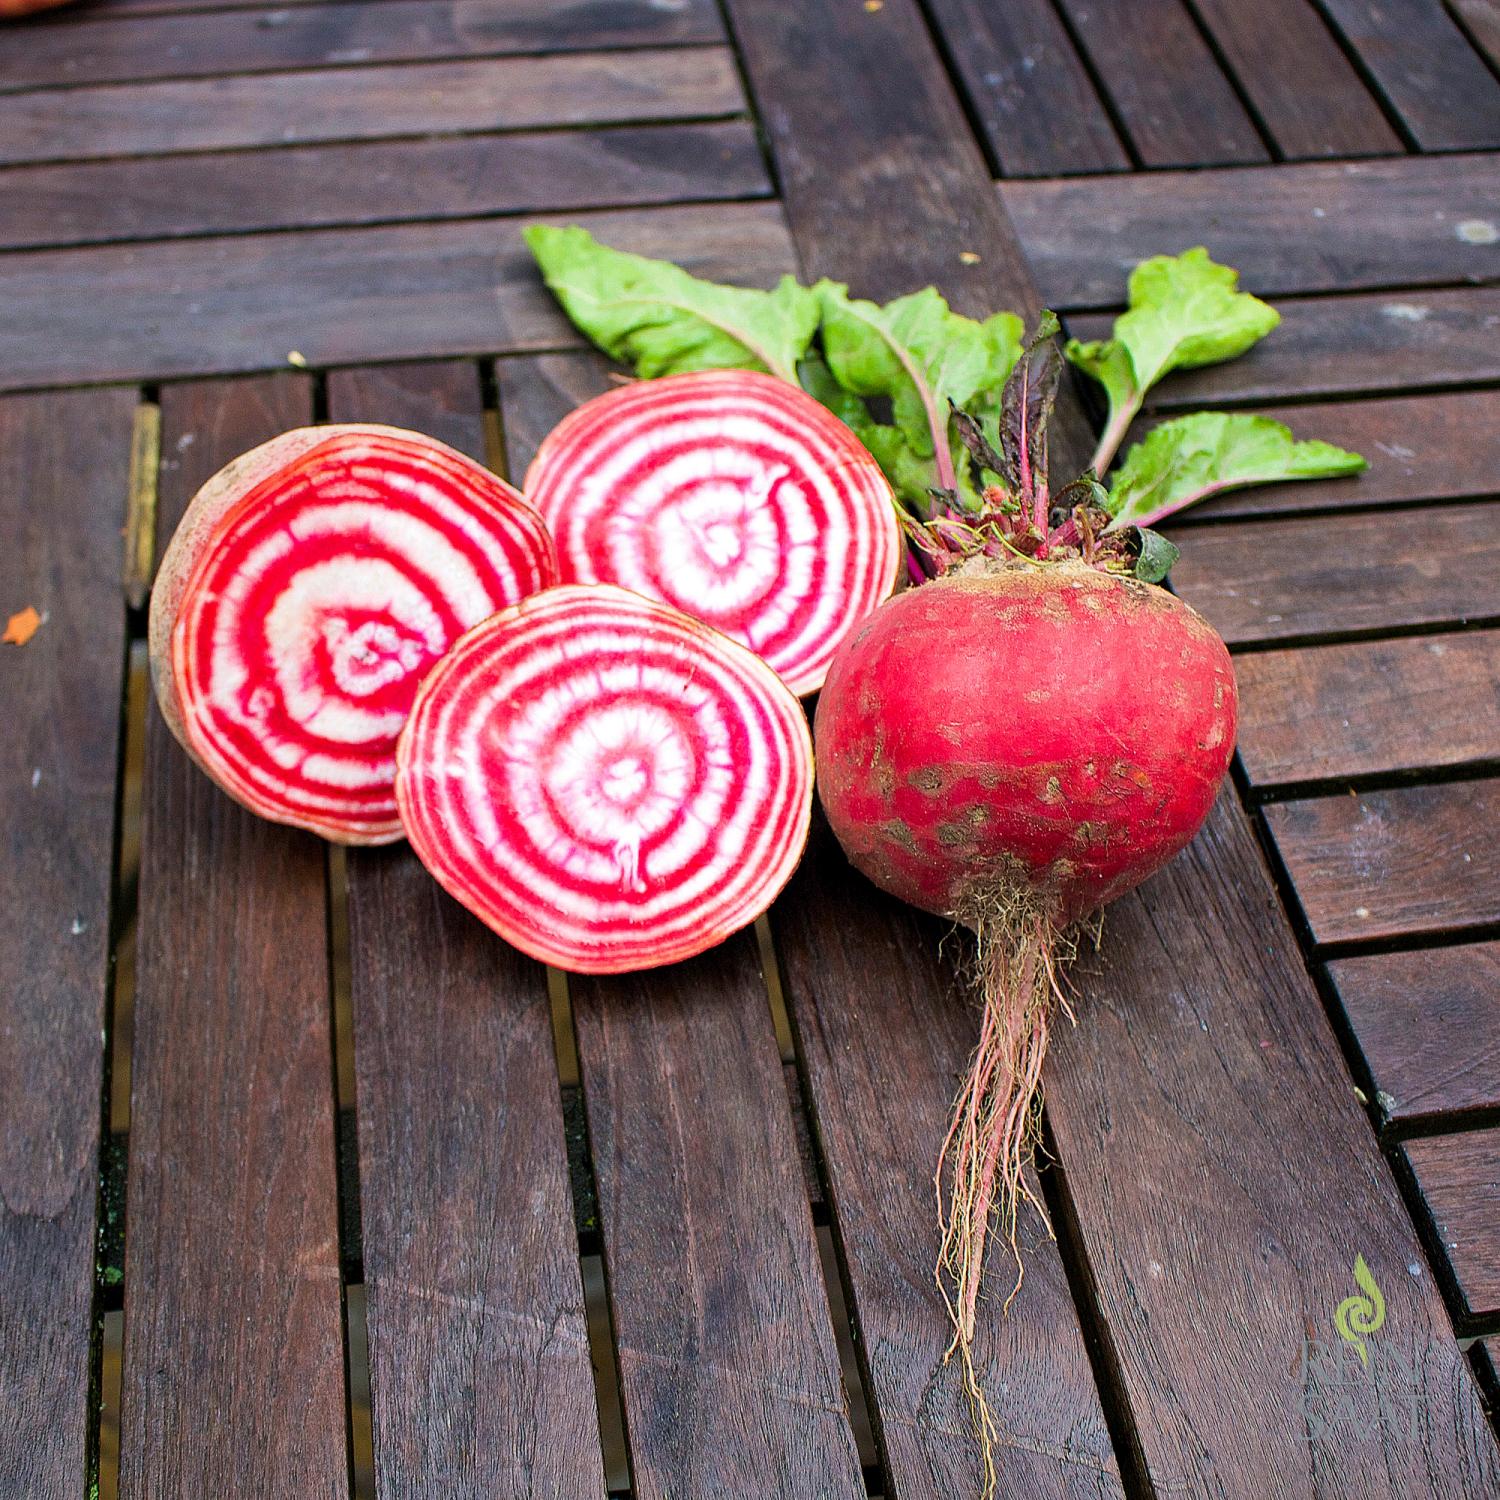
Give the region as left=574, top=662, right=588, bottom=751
left=0, top=121, right=771, bottom=250
left=569, top=932, right=867, bottom=1500
left=1313, top=0, right=1500, bottom=149
left=1151, top=392, right=1500, bottom=523
left=0, top=200, right=796, bottom=392
left=119, top=373, right=350, bottom=1500
left=1045, top=788, right=1500, bottom=1494
left=328, top=360, right=605, bottom=1497
left=1265, top=781, right=1500, bottom=946
left=1185, top=0, right=1402, bottom=157
left=1327, top=943, right=1500, bottom=1126
left=0, top=388, right=133, bottom=1499
left=0, top=0, right=723, bottom=91
left=922, top=0, right=1129, bottom=175
left=1235, top=631, right=1500, bottom=788
left=1168, top=502, right=1500, bottom=647
left=0, top=48, right=744, bottom=165
left=1052, top=0, right=1269, bottom=166
left=1069, top=286, right=1500, bottom=406
left=1006, top=155, right=1500, bottom=309
left=772, top=821, right=1124, bottom=1499
left=493, top=351, right=618, bottom=478
left=1404, top=1129, right=1500, bottom=1319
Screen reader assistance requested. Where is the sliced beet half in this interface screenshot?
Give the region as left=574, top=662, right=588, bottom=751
left=149, top=424, right=557, bottom=844
left=522, top=368, right=901, bottom=696
left=396, top=583, right=814, bottom=973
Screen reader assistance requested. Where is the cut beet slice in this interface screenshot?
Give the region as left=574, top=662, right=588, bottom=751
left=522, top=368, right=900, bottom=696
left=149, top=424, right=557, bottom=844
left=396, top=583, right=814, bottom=973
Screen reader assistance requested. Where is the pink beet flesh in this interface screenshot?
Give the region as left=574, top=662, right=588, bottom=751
left=814, top=562, right=1238, bottom=923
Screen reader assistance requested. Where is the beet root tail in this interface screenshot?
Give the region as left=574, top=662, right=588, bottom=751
left=935, top=899, right=1074, bottom=1496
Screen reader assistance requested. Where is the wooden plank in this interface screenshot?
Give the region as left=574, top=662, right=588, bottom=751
left=0, top=200, right=796, bottom=392
left=493, top=351, right=618, bottom=476
left=1006, top=155, right=1500, bottom=309
left=0, top=121, right=771, bottom=250
left=1185, top=0, right=1402, bottom=157
left=118, top=373, right=350, bottom=1499
left=772, top=821, right=1125, bottom=1498
left=1052, top=0, right=1269, bottom=166
left=0, top=387, right=133, bottom=1498
left=1450, top=0, right=1500, bottom=70
left=1068, top=286, right=1500, bottom=406
left=1045, top=788, right=1500, bottom=1493
left=1313, top=0, right=1500, bottom=149
left=1168, top=501, right=1500, bottom=646
left=1235, top=631, right=1500, bottom=788
left=1327, top=943, right=1500, bottom=1127
left=0, top=48, right=745, bottom=166
left=1150, top=392, right=1500, bottom=524
left=1404, top=1129, right=1500, bottom=1320
left=0, top=0, right=723, bottom=91
left=569, top=932, right=868, bottom=1499
left=1264, top=780, right=1500, bottom=946
left=922, top=0, right=1129, bottom=175
left=327, top=360, right=606, bottom=1498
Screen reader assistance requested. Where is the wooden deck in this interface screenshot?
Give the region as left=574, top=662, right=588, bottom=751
left=1, top=1, right=1497, bottom=1495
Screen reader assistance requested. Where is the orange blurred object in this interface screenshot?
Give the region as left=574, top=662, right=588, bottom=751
left=0, top=0, right=77, bottom=15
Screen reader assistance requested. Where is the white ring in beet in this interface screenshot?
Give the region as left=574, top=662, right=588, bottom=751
left=149, top=424, right=557, bottom=844
left=522, top=369, right=901, bottom=696
left=395, top=583, right=814, bottom=973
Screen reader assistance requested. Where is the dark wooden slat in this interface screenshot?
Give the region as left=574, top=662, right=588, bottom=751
left=327, top=359, right=606, bottom=1498
left=1328, top=943, right=1500, bottom=1127
left=493, top=351, right=618, bottom=477
left=0, top=0, right=723, bottom=91
left=773, top=822, right=1124, bottom=1498
left=569, top=932, right=867, bottom=1499
left=1046, top=788, right=1500, bottom=1493
left=0, top=48, right=744, bottom=166
left=1265, top=780, right=1500, bottom=946
left=0, top=201, right=796, bottom=392
left=1153, top=392, right=1500, bottom=523
left=1404, top=1129, right=1500, bottom=1320
left=1451, top=0, right=1500, bottom=69
left=1313, top=0, right=1500, bottom=149
left=1169, top=501, right=1500, bottom=646
left=1185, top=0, right=1402, bottom=157
left=1006, top=155, right=1500, bottom=309
left=1068, top=286, right=1500, bottom=406
left=0, top=387, right=133, bottom=1498
left=922, top=0, right=1129, bottom=175
left=119, top=373, right=350, bottom=1499
left=0, top=121, right=771, bottom=250
left=1235, top=631, right=1500, bottom=787
left=1052, top=0, right=1270, bottom=166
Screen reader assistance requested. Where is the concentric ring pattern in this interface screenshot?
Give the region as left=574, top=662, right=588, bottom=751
left=396, top=584, right=815, bottom=973
left=171, top=429, right=556, bottom=841
left=523, top=369, right=900, bottom=696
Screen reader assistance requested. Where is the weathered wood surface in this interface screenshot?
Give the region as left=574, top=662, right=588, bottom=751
left=0, top=121, right=771, bottom=250
left=1452, top=0, right=1500, bottom=70
left=1070, top=286, right=1500, bottom=406
left=0, top=388, right=133, bottom=1499
left=120, top=374, right=350, bottom=1498
left=328, top=362, right=606, bottom=1499
left=0, top=201, right=797, bottom=392
left=1051, top=0, right=1268, bottom=166
left=1404, top=1129, right=1500, bottom=1320
left=1235, top=632, right=1500, bottom=788
left=1327, top=944, right=1500, bottom=1128
left=1045, top=789, right=1500, bottom=1495
left=1006, top=155, right=1500, bottom=307
left=1169, top=502, right=1500, bottom=647
left=0, top=0, right=723, bottom=91
left=0, top=48, right=744, bottom=165
left=1265, top=781, right=1500, bottom=946
left=569, top=932, right=868, bottom=1500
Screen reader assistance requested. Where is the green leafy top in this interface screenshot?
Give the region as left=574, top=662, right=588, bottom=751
left=525, top=224, right=819, bottom=385
left=1066, top=247, right=1280, bottom=474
